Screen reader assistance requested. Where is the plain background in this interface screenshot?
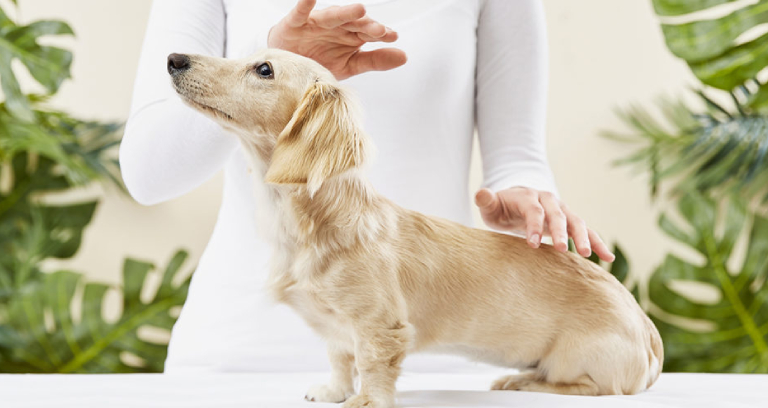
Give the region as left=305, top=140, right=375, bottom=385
left=9, top=0, right=699, bottom=298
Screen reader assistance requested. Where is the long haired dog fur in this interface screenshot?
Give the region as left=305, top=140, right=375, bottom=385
left=168, top=49, right=663, bottom=408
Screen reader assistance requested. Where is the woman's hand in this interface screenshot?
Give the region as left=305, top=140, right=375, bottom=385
left=475, top=187, right=615, bottom=262
left=268, top=0, right=407, bottom=80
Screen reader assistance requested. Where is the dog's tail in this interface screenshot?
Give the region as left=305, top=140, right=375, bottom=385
left=645, top=314, right=664, bottom=389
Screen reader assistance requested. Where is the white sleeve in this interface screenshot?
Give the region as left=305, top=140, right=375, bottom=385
left=475, top=0, right=558, bottom=196
left=120, top=0, right=238, bottom=205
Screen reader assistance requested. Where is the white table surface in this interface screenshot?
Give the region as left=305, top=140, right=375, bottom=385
left=2, top=372, right=766, bottom=408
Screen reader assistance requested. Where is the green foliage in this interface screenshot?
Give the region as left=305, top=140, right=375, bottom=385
left=652, top=0, right=768, bottom=113
left=0, top=102, right=123, bottom=187
left=606, top=0, right=768, bottom=373
left=0, top=251, right=191, bottom=373
left=0, top=2, right=188, bottom=373
left=0, top=116, right=122, bottom=294
left=606, top=92, right=768, bottom=203
left=649, top=193, right=768, bottom=372
left=0, top=6, right=73, bottom=121
left=0, top=2, right=122, bottom=299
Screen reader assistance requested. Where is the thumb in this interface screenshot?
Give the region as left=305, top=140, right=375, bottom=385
left=475, top=188, right=500, bottom=215
left=347, top=48, right=407, bottom=78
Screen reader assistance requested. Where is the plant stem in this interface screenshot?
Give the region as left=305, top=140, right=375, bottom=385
left=704, top=231, right=768, bottom=365
left=59, top=296, right=179, bottom=373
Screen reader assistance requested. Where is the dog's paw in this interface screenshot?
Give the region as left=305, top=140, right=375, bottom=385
left=490, top=373, right=536, bottom=391
left=342, top=394, right=392, bottom=408
left=305, top=384, right=354, bottom=403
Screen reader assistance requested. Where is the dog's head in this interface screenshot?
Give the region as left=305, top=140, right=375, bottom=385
left=168, top=49, right=369, bottom=195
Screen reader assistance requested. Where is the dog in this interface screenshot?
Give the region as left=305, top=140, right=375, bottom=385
left=167, top=49, right=663, bottom=408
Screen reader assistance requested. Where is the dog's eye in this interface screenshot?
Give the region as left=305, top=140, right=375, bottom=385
left=255, top=62, right=274, bottom=79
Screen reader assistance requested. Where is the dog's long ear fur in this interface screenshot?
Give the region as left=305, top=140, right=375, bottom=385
left=265, top=80, right=368, bottom=196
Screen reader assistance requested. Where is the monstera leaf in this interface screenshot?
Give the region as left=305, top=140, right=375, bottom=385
left=649, top=192, right=768, bottom=372
left=0, top=6, right=73, bottom=120
left=0, top=251, right=191, bottom=373
left=652, top=0, right=768, bottom=112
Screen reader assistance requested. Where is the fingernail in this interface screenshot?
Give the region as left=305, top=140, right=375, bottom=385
left=529, top=234, right=540, bottom=247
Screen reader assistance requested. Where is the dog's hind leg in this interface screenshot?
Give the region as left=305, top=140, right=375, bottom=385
left=493, top=332, right=649, bottom=396
left=491, top=372, right=600, bottom=396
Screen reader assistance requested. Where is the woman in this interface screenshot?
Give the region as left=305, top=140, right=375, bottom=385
left=120, top=0, right=614, bottom=373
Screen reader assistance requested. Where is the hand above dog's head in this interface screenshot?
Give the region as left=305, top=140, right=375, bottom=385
left=168, top=48, right=370, bottom=196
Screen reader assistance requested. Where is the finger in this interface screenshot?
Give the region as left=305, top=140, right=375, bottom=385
left=313, top=3, right=367, bottom=29
left=286, top=0, right=317, bottom=27
left=341, top=17, right=388, bottom=38
left=539, top=194, right=568, bottom=252
left=588, top=229, right=615, bottom=262
left=347, top=48, right=407, bottom=77
left=356, top=29, right=398, bottom=43
left=475, top=188, right=501, bottom=216
left=563, top=208, right=590, bottom=257
left=518, top=195, right=545, bottom=249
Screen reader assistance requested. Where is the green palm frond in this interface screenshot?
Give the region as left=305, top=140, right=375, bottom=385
left=606, top=91, right=768, bottom=202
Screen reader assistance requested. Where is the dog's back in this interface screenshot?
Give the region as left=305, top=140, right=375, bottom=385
left=391, top=207, right=663, bottom=395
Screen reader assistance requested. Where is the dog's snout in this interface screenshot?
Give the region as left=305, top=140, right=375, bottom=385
left=167, top=53, right=191, bottom=75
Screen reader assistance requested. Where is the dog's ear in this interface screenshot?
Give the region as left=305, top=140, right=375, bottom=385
left=265, top=80, right=368, bottom=196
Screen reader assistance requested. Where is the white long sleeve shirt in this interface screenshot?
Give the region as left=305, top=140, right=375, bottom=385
left=120, top=0, right=557, bottom=373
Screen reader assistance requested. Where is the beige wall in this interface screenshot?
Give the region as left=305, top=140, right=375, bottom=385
left=13, top=0, right=694, bottom=287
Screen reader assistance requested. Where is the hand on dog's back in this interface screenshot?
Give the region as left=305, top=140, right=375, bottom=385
left=268, top=0, right=408, bottom=80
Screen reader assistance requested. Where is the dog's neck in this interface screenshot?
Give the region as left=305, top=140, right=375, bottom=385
left=239, top=138, right=393, bottom=253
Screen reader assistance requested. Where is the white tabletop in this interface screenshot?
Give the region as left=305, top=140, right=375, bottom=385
left=2, top=372, right=766, bottom=408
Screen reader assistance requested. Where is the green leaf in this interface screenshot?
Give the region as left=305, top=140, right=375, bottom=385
left=0, top=251, right=192, bottom=373
left=652, top=0, right=768, bottom=111
left=0, top=7, right=73, bottom=120
left=652, top=0, right=743, bottom=16
left=688, top=32, right=768, bottom=90
left=649, top=193, right=768, bottom=372
left=659, top=2, right=768, bottom=63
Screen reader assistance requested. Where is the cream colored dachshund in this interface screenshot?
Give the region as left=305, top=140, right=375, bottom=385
left=167, top=49, right=663, bottom=408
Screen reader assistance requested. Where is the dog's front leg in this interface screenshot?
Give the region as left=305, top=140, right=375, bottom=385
left=305, top=344, right=356, bottom=403
left=343, top=322, right=412, bottom=408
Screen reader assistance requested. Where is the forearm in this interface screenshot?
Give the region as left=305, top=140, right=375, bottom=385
left=476, top=0, right=557, bottom=196
left=120, top=0, right=235, bottom=205
left=120, top=99, right=237, bottom=204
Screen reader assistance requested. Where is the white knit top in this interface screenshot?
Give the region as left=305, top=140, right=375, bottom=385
left=120, top=0, right=556, bottom=372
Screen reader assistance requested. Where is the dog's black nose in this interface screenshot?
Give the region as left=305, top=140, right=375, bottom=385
left=167, top=53, right=190, bottom=75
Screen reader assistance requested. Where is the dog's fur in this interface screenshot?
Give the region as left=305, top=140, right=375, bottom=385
left=170, top=49, right=663, bottom=407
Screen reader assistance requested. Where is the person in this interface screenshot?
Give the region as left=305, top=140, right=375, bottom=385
left=120, top=0, right=615, bottom=373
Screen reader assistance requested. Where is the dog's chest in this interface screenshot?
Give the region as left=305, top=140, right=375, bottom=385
left=269, top=253, right=353, bottom=346
left=284, top=283, right=352, bottom=346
